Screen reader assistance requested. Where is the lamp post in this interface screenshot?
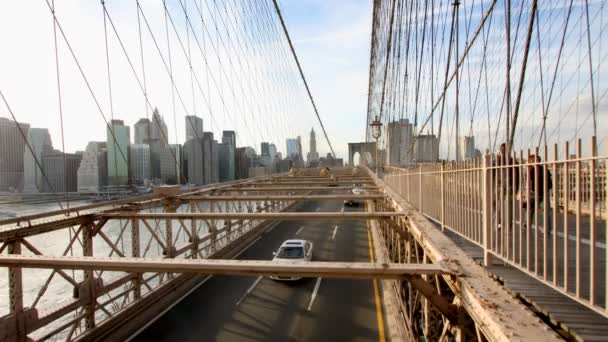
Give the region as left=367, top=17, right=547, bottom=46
left=370, top=115, right=383, bottom=175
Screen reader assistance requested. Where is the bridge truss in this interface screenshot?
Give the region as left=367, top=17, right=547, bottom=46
left=0, top=168, right=560, bottom=341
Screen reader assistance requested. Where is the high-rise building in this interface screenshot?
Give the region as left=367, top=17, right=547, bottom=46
left=23, top=128, right=53, bottom=193
left=107, top=119, right=130, bottom=187
left=307, top=128, right=319, bottom=165
left=183, top=137, right=205, bottom=185
left=185, top=115, right=203, bottom=141
left=222, top=130, right=236, bottom=147
left=203, top=132, right=214, bottom=184
left=286, top=138, right=299, bottom=159
left=134, top=118, right=151, bottom=144
left=130, top=144, right=151, bottom=185
left=458, top=136, right=476, bottom=161
left=41, top=150, right=82, bottom=193
left=211, top=139, right=219, bottom=183
left=235, top=147, right=252, bottom=179
left=414, top=134, right=439, bottom=163
left=0, top=117, right=29, bottom=192
left=149, top=108, right=168, bottom=181
left=260, top=142, right=270, bottom=156
left=78, top=142, right=108, bottom=192
left=160, top=144, right=182, bottom=184
left=269, top=143, right=277, bottom=165
left=218, top=143, right=235, bottom=182
left=385, top=119, right=414, bottom=166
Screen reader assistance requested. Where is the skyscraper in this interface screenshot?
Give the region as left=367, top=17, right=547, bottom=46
left=203, top=132, right=214, bottom=184
left=150, top=108, right=168, bottom=181
left=269, top=143, right=277, bottom=165
left=130, top=144, right=151, bottom=185
left=286, top=138, right=299, bottom=160
left=183, top=137, right=205, bottom=185
left=107, top=119, right=130, bottom=187
left=307, top=128, right=319, bottom=165
left=414, top=134, right=439, bottom=163
left=23, top=128, right=53, bottom=193
left=222, top=130, right=236, bottom=147
left=0, top=117, right=29, bottom=191
left=134, top=118, right=151, bottom=144
left=385, top=119, right=414, bottom=166
left=41, top=150, right=82, bottom=193
left=458, top=136, right=477, bottom=161
left=185, top=115, right=203, bottom=141
left=160, top=144, right=182, bottom=184
left=218, top=143, right=235, bottom=182
left=78, top=142, right=108, bottom=192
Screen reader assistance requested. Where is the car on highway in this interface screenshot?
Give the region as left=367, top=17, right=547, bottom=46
left=270, top=239, right=313, bottom=281
left=344, top=187, right=365, bottom=207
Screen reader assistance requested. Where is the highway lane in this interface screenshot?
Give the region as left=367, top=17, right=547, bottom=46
left=131, top=198, right=385, bottom=342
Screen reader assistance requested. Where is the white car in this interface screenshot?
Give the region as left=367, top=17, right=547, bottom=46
left=270, top=239, right=313, bottom=281
left=344, top=187, right=365, bottom=207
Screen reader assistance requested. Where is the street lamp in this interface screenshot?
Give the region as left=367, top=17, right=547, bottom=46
left=370, top=115, right=383, bottom=175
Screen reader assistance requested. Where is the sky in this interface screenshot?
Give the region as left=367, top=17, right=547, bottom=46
left=0, top=0, right=373, bottom=161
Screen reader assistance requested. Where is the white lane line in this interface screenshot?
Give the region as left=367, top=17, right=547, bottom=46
left=126, top=220, right=280, bottom=341
left=315, top=207, right=321, bottom=212
left=236, top=276, right=263, bottom=306
left=307, top=277, right=322, bottom=310
left=331, top=225, right=339, bottom=240
left=296, top=226, right=305, bottom=235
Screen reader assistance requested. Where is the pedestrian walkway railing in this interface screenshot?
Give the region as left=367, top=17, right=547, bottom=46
left=382, top=137, right=608, bottom=316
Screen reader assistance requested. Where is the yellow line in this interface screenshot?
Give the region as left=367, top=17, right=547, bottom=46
left=367, top=221, right=386, bottom=342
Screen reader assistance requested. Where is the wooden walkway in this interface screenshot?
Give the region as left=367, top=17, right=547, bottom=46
left=446, top=231, right=608, bottom=341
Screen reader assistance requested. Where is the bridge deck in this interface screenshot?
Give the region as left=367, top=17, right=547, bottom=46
left=131, top=199, right=386, bottom=341
left=446, top=231, right=608, bottom=341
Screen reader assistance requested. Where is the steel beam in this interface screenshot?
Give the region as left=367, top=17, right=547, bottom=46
left=180, top=194, right=384, bottom=201
left=0, top=255, right=455, bottom=279
left=97, top=212, right=403, bottom=220
left=217, top=186, right=379, bottom=192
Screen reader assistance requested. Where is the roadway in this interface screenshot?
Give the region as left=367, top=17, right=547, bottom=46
left=131, top=197, right=386, bottom=341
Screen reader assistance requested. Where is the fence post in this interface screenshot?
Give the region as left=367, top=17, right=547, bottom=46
left=441, top=162, right=445, bottom=232
left=482, top=154, right=493, bottom=266
left=419, top=165, right=423, bottom=211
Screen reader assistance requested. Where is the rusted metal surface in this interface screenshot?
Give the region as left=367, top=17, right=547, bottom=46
left=179, top=194, right=384, bottom=201
left=0, top=255, right=454, bottom=279
left=97, top=212, right=403, bottom=220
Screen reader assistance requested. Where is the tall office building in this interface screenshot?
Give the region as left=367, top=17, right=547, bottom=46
left=78, top=142, right=108, bottom=192
left=307, top=128, right=319, bottom=165
left=458, top=136, right=477, bottom=161
left=107, top=119, right=130, bottom=187
left=203, top=132, right=214, bottom=184
left=222, top=130, right=236, bottom=147
left=385, top=119, right=414, bottom=166
left=414, top=134, right=439, bottom=163
left=269, top=144, right=277, bottom=165
left=235, top=147, right=252, bottom=180
left=41, top=150, right=82, bottom=193
left=218, top=143, right=235, bottom=182
left=260, top=142, right=270, bottom=156
left=185, top=115, right=203, bottom=141
left=130, top=144, right=151, bottom=185
left=160, top=144, right=182, bottom=184
left=23, top=128, right=53, bottom=193
left=134, top=118, right=151, bottom=144
left=286, top=138, right=297, bottom=159
left=211, top=140, right=219, bottom=183
left=183, top=138, right=205, bottom=185
left=0, top=117, right=29, bottom=191
left=149, top=109, right=168, bottom=181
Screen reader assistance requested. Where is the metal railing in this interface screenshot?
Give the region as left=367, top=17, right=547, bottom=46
left=382, top=137, right=608, bottom=316
left=0, top=188, right=295, bottom=341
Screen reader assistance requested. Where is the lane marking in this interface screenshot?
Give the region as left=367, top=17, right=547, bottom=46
left=296, top=226, right=305, bottom=235
left=331, top=225, right=339, bottom=240
left=315, top=207, right=321, bottom=212
left=307, top=277, right=322, bottom=310
left=367, top=223, right=386, bottom=342
left=236, top=276, right=263, bottom=306
left=126, top=220, right=281, bottom=341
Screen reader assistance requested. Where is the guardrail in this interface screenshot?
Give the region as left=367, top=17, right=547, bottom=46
left=382, top=137, right=608, bottom=316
